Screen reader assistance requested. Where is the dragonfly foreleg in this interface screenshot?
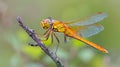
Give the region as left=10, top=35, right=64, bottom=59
left=41, top=29, right=51, bottom=41
left=43, top=27, right=51, bottom=35
left=39, top=27, right=52, bottom=38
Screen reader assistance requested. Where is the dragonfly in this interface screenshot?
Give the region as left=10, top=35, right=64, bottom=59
left=40, top=12, right=108, bottom=53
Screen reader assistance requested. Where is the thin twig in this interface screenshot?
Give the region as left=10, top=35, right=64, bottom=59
left=16, top=16, right=64, bottom=67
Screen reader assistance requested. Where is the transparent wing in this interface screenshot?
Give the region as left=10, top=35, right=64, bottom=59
left=70, top=24, right=104, bottom=38
left=67, top=12, right=107, bottom=26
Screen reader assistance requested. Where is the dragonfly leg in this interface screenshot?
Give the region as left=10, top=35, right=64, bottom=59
left=53, top=32, right=60, bottom=55
left=30, top=29, right=51, bottom=47
left=40, top=28, right=53, bottom=41
left=64, top=34, right=67, bottom=43
left=42, top=30, right=56, bottom=49
left=43, top=27, right=51, bottom=36
left=47, top=31, right=54, bottom=48
left=28, top=43, right=38, bottom=46
left=39, top=27, right=51, bottom=38
left=51, top=31, right=54, bottom=45
left=41, top=29, right=51, bottom=41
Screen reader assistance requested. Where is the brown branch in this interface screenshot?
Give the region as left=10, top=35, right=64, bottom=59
left=16, top=16, right=64, bottom=67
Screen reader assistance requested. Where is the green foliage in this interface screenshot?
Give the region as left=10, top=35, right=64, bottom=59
left=78, top=48, right=95, bottom=63
left=22, top=45, right=43, bottom=60
left=17, top=29, right=29, bottom=42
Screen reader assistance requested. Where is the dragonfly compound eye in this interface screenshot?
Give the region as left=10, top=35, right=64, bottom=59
left=41, top=20, right=51, bottom=29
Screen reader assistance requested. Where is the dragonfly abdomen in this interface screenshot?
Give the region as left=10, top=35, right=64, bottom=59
left=72, top=34, right=108, bottom=53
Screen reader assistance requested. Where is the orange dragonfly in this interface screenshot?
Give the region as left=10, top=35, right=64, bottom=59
left=40, top=12, right=108, bottom=53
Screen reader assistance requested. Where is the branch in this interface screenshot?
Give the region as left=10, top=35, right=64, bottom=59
left=16, top=16, right=64, bottom=67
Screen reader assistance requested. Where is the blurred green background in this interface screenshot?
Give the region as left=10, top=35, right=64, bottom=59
left=0, top=0, right=120, bottom=67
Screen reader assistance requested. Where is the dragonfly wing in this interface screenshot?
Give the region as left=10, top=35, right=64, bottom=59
left=67, top=12, right=107, bottom=26
left=71, top=24, right=104, bottom=38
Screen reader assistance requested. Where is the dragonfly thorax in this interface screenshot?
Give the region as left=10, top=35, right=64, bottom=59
left=52, top=21, right=66, bottom=32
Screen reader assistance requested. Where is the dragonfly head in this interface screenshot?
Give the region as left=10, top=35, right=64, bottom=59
left=41, top=17, right=54, bottom=29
